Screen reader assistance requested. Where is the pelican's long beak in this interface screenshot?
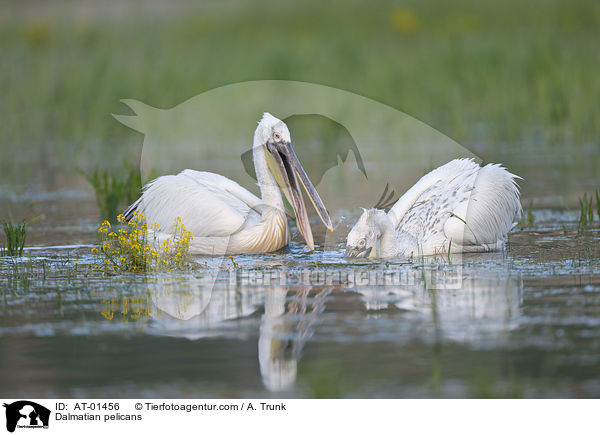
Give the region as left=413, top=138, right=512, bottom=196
left=266, top=141, right=333, bottom=250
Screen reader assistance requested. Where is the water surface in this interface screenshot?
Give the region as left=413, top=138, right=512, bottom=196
left=1, top=204, right=599, bottom=398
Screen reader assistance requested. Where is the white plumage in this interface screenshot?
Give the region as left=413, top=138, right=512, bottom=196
left=125, top=113, right=332, bottom=255
left=126, top=170, right=288, bottom=254
left=346, top=158, right=523, bottom=258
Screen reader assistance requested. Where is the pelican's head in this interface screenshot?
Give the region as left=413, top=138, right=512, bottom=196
left=345, top=208, right=388, bottom=258
left=255, top=113, right=333, bottom=250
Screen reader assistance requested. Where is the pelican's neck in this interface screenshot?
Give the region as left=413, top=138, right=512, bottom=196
left=375, top=213, right=398, bottom=257
left=253, top=141, right=285, bottom=212
left=376, top=217, right=418, bottom=258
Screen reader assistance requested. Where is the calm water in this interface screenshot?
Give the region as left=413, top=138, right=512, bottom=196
left=1, top=200, right=599, bottom=398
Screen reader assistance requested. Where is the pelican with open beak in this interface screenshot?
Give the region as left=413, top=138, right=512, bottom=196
left=124, top=112, right=333, bottom=255
left=264, top=124, right=333, bottom=250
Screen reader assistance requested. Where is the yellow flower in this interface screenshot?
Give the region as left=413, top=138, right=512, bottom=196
left=94, top=212, right=191, bottom=273
left=390, top=8, right=420, bottom=35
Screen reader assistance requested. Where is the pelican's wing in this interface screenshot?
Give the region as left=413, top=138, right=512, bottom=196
left=443, top=163, right=522, bottom=247
left=395, top=160, right=522, bottom=251
left=388, top=158, right=481, bottom=228
left=393, top=159, right=481, bottom=233
left=125, top=169, right=263, bottom=237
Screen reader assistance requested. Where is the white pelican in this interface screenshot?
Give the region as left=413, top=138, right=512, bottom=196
left=346, top=158, right=522, bottom=259
left=125, top=113, right=333, bottom=255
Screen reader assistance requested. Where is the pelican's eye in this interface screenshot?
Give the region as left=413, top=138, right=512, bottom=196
left=273, top=132, right=282, bottom=141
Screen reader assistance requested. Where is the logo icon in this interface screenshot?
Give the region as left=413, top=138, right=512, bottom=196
left=3, top=401, right=50, bottom=433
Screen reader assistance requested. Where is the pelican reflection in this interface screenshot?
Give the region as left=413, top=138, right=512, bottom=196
left=146, top=274, right=329, bottom=392
left=142, top=264, right=522, bottom=392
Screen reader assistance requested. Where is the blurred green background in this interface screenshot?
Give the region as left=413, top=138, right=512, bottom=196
left=1, top=0, right=599, bottom=204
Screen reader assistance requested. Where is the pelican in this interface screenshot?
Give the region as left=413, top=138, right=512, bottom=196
left=125, top=113, right=333, bottom=255
left=346, top=158, right=522, bottom=258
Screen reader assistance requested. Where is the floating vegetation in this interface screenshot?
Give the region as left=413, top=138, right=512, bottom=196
left=82, top=163, right=142, bottom=223
left=2, top=220, right=28, bottom=257
left=93, top=212, right=193, bottom=273
left=0, top=253, right=88, bottom=295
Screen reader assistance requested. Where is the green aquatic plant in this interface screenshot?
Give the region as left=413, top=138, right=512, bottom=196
left=578, top=192, right=596, bottom=233
left=596, top=190, right=600, bottom=222
left=228, top=256, right=239, bottom=268
left=2, top=220, right=27, bottom=257
left=522, top=200, right=534, bottom=228
left=82, top=162, right=142, bottom=223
